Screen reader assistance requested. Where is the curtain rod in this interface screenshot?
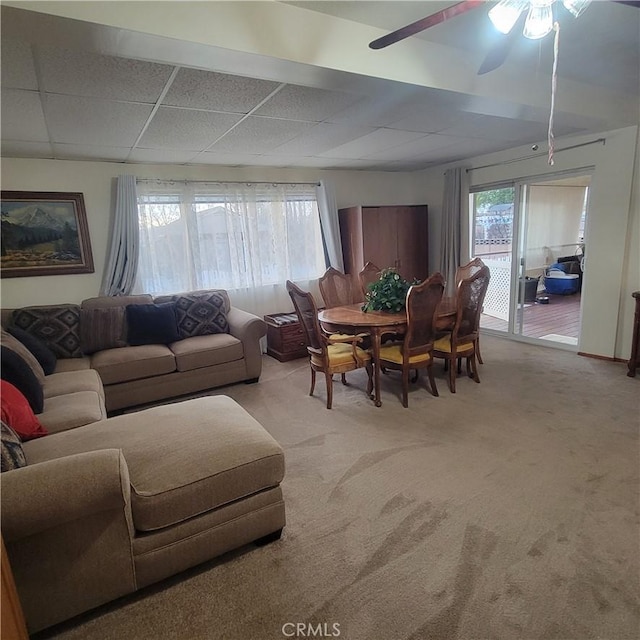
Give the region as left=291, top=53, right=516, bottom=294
left=466, top=138, right=606, bottom=173
left=135, top=178, right=320, bottom=187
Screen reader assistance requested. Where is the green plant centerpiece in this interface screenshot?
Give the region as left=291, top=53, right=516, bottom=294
left=362, top=268, right=419, bottom=313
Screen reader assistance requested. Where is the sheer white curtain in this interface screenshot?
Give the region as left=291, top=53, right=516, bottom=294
left=316, top=179, right=344, bottom=271
left=135, top=180, right=326, bottom=317
left=440, top=167, right=468, bottom=295
left=101, top=175, right=139, bottom=296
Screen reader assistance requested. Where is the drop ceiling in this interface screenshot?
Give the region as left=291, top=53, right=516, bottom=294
left=1, top=1, right=638, bottom=172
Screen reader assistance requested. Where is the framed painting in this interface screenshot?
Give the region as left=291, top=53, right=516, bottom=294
left=1, top=191, right=94, bottom=278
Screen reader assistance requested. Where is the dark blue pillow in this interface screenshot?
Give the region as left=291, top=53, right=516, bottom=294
left=126, top=303, right=180, bottom=346
left=7, top=326, right=57, bottom=375
left=0, top=346, right=44, bottom=414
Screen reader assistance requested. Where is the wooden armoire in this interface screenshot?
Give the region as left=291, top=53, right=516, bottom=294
left=338, top=205, right=429, bottom=283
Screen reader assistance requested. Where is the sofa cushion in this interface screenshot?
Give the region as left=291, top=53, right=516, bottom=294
left=6, top=326, right=57, bottom=375
left=43, top=369, right=104, bottom=400
left=80, top=307, right=127, bottom=354
left=12, top=305, right=83, bottom=358
left=1, top=328, right=46, bottom=382
left=0, top=347, right=44, bottom=414
left=53, top=356, right=92, bottom=373
left=126, top=303, right=180, bottom=346
left=1, top=421, right=27, bottom=472
left=24, top=396, right=285, bottom=532
left=81, top=294, right=153, bottom=310
left=0, top=381, right=47, bottom=440
left=169, top=334, right=243, bottom=372
left=38, top=391, right=107, bottom=434
left=174, top=292, right=229, bottom=338
left=154, top=289, right=231, bottom=315
left=90, top=345, right=176, bottom=385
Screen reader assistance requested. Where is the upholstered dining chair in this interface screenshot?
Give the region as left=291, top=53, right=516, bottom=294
left=433, top=265, right=490, bottom=393
left=319, top=267, right=357, bottom=308
left=286, top=280, right=373, bottom=409
left=358, top=261, right=381, bottom=300
left=454, top=257, right=486, bottom=364
left=377, top=272, right=445, bottom=408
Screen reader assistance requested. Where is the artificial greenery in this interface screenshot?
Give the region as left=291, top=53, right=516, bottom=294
left=362, top=268, right=419, bottom=313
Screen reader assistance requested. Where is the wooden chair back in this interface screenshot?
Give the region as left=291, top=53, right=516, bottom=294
left=455, top=257, right=486, bottom=288
left=286, top=280, right=324, bottom=353
left=358, top=262, right=381, bottom=299
left=318, top=267, right=356, bottom=308
left=452, top=265, right=490, bottom=346
left=405, top=272, right=445, bottom=358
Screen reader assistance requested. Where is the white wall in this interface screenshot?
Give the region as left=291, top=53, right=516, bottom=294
left=0, top=158, right=426, bottom=314
left=420, top=126, right=639, bottom=360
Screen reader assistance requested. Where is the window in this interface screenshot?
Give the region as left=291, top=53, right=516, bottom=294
left=136, top=181, right=326, bottom=295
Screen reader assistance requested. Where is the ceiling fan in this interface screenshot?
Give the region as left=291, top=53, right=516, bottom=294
left=369, top=0, right=640, bottom=75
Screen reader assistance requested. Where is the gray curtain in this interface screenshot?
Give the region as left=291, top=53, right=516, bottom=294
left=440, top=167, right=467, bottom=295
left=101, top=175, right=139, bottom=296
left=316, top=180, right=344, bottom=272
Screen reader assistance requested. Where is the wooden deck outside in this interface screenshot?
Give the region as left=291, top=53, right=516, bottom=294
left=481, top=292, right=581, bottom=341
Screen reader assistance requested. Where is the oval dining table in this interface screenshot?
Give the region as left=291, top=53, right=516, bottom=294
left=318, top=297, right=456, bottom=407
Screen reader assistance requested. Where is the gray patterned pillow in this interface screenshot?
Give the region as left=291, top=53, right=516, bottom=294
left=174, top=292, right=229, bottom=338
left=12, top=305, right=82, bottom=358
left=1, top=421, right=27, bottom=472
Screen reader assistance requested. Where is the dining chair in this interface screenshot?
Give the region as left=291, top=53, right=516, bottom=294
left=358, top=261, right=381, bottom=300
left=454, top=257, right=486, bottom=364
left=286, top=280, right=373, bottom=409
left=433, top=265, right=490, bottom=393
left=377, top=272, right=445, bottom=407
left=319, top=267, right=357, bottom=308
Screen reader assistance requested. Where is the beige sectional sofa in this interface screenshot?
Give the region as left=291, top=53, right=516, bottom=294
left=2, top=390, right=286, bottom=633
left=2, top=288, right=267, bottom=412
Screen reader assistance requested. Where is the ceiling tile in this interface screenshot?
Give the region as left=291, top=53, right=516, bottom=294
left=386, top=107, right=465, bottom=134
left=271, top=122, right=376, bottom=155
left=438, top=113, right=548, bottom=142
left=163, top=68, right=281, bottom=113
left=139, top=107, right=243, bottom=150
left=320, top=128, right=420, bottom=159
left=1, top=140, right=53, bottom=158
left=192, top=151, right=265, bottom=166
left=36, top=46, right=174, bottom=102
left=45, top=94, right=153, bottom=146
left=209, top=116, right=313, bottom=154
left=365, top=133, right=458, bottom=161
left=52, top=143, right=130, bottom=162
left=254, top=85, right=364, bottom=122
left=1, top=89, right=49, bottom=142
left=0, top=39, right=38, bottom=90
left=128, top=148, right=200, bottom=164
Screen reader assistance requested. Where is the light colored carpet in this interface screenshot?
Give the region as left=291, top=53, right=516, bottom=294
left=39, top=336, right=639, bottom=640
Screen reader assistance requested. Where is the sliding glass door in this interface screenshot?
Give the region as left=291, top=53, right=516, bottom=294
left=470, top=172, right=590, bottom=349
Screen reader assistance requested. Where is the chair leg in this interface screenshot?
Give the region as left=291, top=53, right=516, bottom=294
left=448, top=357, right=456, bottom=393
left=365, top=361, right=374, bottom=398
left=341, top=373, right=348, bottom=385
left=427, top=365, right=439, bottom=397
left=411, top=369, right=419, bottom=383
left=401, top=367, right=410, bottom=408
left=457, top=358, right=462, bottom=374
left=309, top=368, right=316, bottom=396
left=470, top=353, right=481, bottom=383
left=324, top=371, right=334, bottom=409
left=476, top=337, right=484, bottom=364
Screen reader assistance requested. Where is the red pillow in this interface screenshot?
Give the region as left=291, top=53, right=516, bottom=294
left=0, top=380, right=47, bottom=440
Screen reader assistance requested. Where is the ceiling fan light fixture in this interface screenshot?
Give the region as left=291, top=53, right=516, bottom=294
left=561, top=0, right=592, bottom=17
left=488, top=0, right=529, bottom=34
left=523, top=0, right=554, bottom=39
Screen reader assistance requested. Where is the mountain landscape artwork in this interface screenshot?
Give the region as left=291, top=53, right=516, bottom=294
left=1, top=191, right=94, bottom=278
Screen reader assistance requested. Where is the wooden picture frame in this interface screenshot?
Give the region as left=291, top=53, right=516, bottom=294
left=1, top=191, right=94, bottom=278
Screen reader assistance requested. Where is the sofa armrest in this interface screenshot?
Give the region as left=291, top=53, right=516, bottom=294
left=227, top=307, right=267, bottom=379
left=1, top=449, right=132, bottom=542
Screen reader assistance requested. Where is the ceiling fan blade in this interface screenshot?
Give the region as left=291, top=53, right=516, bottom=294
left=369, top=0, right=485, bottom=50
left=613, top=1, right=640, bottom=7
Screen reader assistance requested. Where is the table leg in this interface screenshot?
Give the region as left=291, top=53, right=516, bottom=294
left=372, top=328, right=382, bottom=407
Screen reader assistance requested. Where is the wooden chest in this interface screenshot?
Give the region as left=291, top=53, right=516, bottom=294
left=264, top=313, right=308, bottom=362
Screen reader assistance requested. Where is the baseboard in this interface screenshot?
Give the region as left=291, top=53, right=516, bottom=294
left=577, top=351, right=626, bottom=363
